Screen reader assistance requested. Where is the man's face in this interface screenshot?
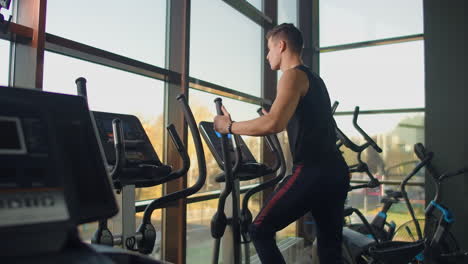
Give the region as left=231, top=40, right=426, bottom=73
left=266, top=37, right=281, bottom=71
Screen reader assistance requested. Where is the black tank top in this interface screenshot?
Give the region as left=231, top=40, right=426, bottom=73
left=286, top=65, right=339, bottom=165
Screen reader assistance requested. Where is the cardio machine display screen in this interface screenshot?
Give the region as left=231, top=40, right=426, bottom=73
left=0, top=117, right=27, bottom=155
left=99, top=117, right=143, bottom=141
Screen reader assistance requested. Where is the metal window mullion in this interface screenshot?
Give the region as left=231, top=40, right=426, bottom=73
left=45, top=33, right=266, bottom=105
left=45, top=33, right=176, bottom=84
left=0, top=22, right=33, bottom=43
left=319, top=34, right=424, bottom=53
left=162, top=0, right=190, bottom=263
left=294, top=0, right=318, bottom=241
left=189, top=77, right=269, bottom=105
left=260, top=0, right=277, bottom=222
left=334, top=108, right=425, bottom=116
left=222, top=0, right=274, bottom=28
left=135, top=184, right=260, bottom=212
left=10, top=0, right=47, bottom=89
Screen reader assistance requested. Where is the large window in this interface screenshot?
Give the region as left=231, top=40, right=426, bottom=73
left=44, top=52, right=164, bottom=251
left=190, top=0, right=262, bottom=97
left=322, top=41, right=425, bottom=111
left=320, top=0, right=425, bottom=232
left=335, top=113, right=424, bottom=180
left=338, top=112, right=425, bottom=237
left=43, top=51, right=165, bottom=201
left=46, top=0, right=167, bottom=67
left=320, top=0, right=423, bottom=46
left=319, top=0, right=425, bottom=227
left=0, top=40, right=9, bottom=86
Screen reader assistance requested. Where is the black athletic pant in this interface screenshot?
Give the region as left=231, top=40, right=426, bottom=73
left=249, top=159, right=349, bottom=264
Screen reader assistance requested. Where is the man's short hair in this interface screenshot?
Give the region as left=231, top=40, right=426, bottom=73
left=266, top=23, right=303, bottom=54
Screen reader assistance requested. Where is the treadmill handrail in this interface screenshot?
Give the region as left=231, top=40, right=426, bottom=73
left=141, top=94, right=206, bottom=222
left=75, top=77, right=125, bottom=181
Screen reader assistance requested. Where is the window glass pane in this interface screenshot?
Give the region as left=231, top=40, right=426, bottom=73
left=190, top=1, right=262, bottom=97
left=320, top=0, right=423, bottom=47
left=278, top=0, right=297, bottom=25
left=277, top=0, right=298, bottom=84
left=335, top=112, right=425, bottom=224
left=0, top=40, right=9, bottom=86
left=187, top=199, right=219, bottom=263
left=321, top=41, right=425, bottom=111
left=246, top=0, right=262, bottom=11
left=43, top=51, right=165, bottom=201
left=188, top=89, right=262, bottom=192
left=46, top=0, right=167, bottom=67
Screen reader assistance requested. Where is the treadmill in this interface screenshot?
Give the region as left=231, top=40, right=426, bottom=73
left=0, top=85, right=205, bottom=263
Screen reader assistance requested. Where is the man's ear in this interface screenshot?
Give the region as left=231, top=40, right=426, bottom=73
left=279, top=40, right=287, bottom=52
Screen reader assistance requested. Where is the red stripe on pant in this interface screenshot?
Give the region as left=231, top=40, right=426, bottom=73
left=253, top=164, right=304, bottom=226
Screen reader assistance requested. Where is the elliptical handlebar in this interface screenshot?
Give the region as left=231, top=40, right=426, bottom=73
left=414, top=142, right=440, bottom=181
left=141, top=94, right=205, bottom=221
left=241, top=109, right=286, bottom=212
left=210, top=98, right=234, bottom=240
left=75, top=77, right=125, bottom=180
left=331, top=101, right=339, bottom=114
left=439, top=167, right=468, bottom=182
left=352, top=106, right=382, bottom=153
left=109, top=119, right=125, bottom=179
left=75, top=77, right=88, bottom=98
left=333, top=103, right=381, bottom=191
left=400, top=150, right=434, bottom=241
left=137, top=94, right=207, bottom=254
left=256, top=108, right=280, bottom=171
left=166, top=124, right=191, bottom=177
left=239, top=109, right=286, bottom=249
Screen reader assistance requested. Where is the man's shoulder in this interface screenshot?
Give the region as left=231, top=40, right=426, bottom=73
left=281, top=67, right=309, bottom=82
left=280, top=68, right=309, bottom=95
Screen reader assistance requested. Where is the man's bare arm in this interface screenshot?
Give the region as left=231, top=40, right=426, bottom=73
left=214, top=69, right=308, bottom=136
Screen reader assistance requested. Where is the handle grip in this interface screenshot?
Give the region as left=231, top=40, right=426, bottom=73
left=257, top=108, right=264, bottom=116
left=109, top=118, right=125, bottom=179
left=414, top=143, right=427, bottom=161
left=331, top=101, right=339, bottom=115
left=75, top=77, right=88, bottom=98
left=167, top=124, right=185, bottom=153
left=214, top=98, right=223, bottom=115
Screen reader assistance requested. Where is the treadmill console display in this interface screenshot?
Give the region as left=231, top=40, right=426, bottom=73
left=199, top=121, right=257, bottom=168
left=0, top=87, right=117, bottom=229
left=0, top=117, right=27, bottom=155
left=93, top=111, right=161, bottom=166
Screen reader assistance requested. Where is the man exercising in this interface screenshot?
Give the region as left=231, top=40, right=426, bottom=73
left=214, top=23, right=349, bottom=264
